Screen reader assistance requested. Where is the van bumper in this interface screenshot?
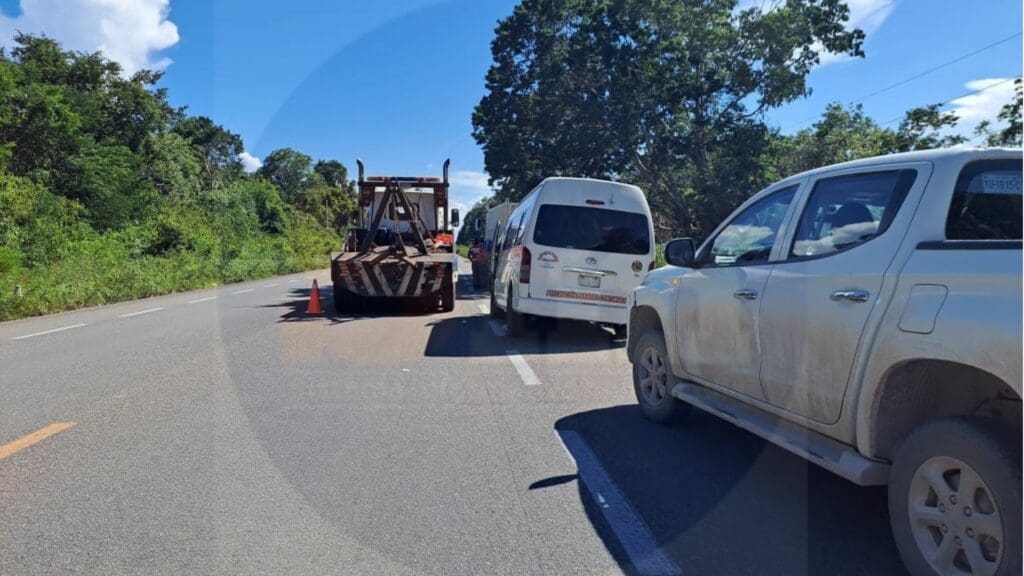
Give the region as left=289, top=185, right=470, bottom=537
left=516, top=295, right=627, bottom=325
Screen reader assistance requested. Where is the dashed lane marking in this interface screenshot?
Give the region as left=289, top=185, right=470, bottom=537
left=0, top=422, right=75, bottom=461
left=10, top=323, right=88, bottom=341
left=231, top=288, right=254, bottom=295
left=263, top=283, right=280, bottom=288
left=188, top=296, right=217, bottom=304
left=118, top=307, right=165, bottom=318
left=557, top=430, right=683, bottom=576
left=506, top=349, right=541, bottom=386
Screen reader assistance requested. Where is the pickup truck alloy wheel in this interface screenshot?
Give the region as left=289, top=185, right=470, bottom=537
left=638, top=347, right=669, bottom=405
left=909, top=456, right=1002, bottom=576
left=890, top=418, right=1020, bottom=576
left=632, top=330, right=688, bottom=424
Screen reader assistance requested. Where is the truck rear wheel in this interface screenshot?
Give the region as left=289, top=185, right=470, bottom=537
left=333, top=286, right=362, bottom=313
left=440, top=273, right=455, bottom=312
left=889, top=417, right=1021, bottom=576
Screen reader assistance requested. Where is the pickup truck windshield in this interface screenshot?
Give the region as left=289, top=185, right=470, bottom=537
left=532, top=204, right=651, bottom=254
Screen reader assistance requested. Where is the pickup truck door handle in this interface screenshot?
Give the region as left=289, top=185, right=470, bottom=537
left=733, top=289, right=758, bottom=300
left=831, top=289, right=870, bottom=303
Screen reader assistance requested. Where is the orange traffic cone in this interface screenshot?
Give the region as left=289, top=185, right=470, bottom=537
left=307, top=279, right=324, bottom=315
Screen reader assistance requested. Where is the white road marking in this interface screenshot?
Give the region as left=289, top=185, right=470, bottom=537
left=10, top=323, right=88, bottom=340
left=506, top=349, right=541, bottom=386
left=488, top=320, right=505, bottom=337
left=263, top=282, right=280, bottom=288
left=188, top=296, right=217, bottom=304
left=231, top=288, right=254, bottom=295
left=118, top=307, right=164, bottom=318
left=556, top=430, right=683, bottom=576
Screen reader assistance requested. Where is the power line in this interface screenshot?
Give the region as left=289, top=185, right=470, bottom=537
left=783, top=32, right=1022, bottom=132
left=875, top=76, right=1019, bottom=127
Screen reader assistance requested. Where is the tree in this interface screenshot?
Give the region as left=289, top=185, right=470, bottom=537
left=258, top=148, right=314, bottom=202
left=172, top=115, right=244, bottom=189
left=892, top=104, right=966, bottom=151
left=313, top=159, right=349, bottom=188
left=473, top=0, right=865, bottom=238
left=975, top=78, right=1022, bottom=147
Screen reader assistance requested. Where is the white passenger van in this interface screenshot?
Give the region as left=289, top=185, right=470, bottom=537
left=489, top=177, right=655, bottom=337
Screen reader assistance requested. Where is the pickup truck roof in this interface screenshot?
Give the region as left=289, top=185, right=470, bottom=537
left=776, top=147, right=1022, bottom=188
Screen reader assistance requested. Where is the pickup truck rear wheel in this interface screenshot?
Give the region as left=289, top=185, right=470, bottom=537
left=632, top=330, right=688, bottom=425
left=889, top=418, right=1021, bottom=576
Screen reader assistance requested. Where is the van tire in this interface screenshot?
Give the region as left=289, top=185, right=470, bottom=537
left=489, top=288, right=501, bottom=318
left=889, top=417, right=1020, bottom=576
left=506, top=286, right=526, bottom=337
left=632, top=330, right=688, bottom=425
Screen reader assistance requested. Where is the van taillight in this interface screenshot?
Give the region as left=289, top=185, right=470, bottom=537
left=648, top=260, right=655, bottom=271
left=520, top=247, right=532, bottom=283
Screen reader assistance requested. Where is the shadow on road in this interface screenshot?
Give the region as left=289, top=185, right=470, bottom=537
left=423, top=311, right=624, bottom=358
left=547, top=405, right=906, bottom=576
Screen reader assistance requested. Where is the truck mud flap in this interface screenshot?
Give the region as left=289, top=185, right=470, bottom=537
left=337, top=261, right=446, bottom=298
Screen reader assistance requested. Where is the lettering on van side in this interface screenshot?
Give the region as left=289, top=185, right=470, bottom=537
left=546, top=289, right=627, bottom=305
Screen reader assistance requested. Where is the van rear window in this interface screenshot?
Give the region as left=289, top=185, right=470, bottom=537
left=532, top=204, right=651, bottom=255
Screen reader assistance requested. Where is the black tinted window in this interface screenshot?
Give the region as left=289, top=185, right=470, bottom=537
left=946, top=159, right=1022, bottom=240
left=532, top=205, right=651, bottom=254
left=791, top=170, right=916, bottom=258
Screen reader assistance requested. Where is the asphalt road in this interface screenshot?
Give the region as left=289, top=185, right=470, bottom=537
left=1, top=258, right=909, bottom=575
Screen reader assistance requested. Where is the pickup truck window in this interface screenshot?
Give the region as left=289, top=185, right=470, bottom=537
left=790, top=169, right=916, bottom=258
left=703, top=186, right=797, bottom=266
left=946, top=159, right=1023, bottom=240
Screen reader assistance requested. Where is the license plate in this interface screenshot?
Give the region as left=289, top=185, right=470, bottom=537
left=578, top=274, right=601, bottom=288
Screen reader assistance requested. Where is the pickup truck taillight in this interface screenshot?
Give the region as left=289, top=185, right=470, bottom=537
left=520, top=247, right=532, bottom=283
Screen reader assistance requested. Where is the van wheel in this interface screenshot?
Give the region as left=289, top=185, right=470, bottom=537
left=506, top=286, right=525, bottom=337
left=632, top=330, right=688, bottom=425
left=489, top=287, right=501, bottom=318
left=889, top=417, right=1020, bottom=576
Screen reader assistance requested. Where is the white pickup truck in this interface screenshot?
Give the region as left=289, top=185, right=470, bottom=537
left=627, top=148, right=1021, bottom=576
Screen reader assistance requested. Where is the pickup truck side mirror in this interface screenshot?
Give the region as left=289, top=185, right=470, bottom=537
left=664, top=238, right=698, bottom=268
left=450, top=208, right=460, bottom=228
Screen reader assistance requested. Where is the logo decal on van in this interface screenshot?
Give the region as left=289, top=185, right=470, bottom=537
left=537, top=251, right=559, bottom=263
left=631, top=260, right=643, bottom=273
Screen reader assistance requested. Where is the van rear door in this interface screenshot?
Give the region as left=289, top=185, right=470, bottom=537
left=528, top=203, right=652, bottom=305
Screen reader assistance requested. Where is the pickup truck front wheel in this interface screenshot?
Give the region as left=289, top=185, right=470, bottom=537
left=632, top=330, right=688, bottom=425
left=889, top=418, right=1021, bottom=576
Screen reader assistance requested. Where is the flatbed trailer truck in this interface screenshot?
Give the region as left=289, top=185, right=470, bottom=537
left=331, top=159, right=460, bottom=312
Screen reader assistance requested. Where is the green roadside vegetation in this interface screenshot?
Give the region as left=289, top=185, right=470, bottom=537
left=0, top=34, right=357, bottom=321
left=460, top=0, right=1021, bottom=252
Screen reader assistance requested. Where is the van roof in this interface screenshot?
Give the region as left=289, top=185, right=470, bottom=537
left=538, top=176, right=641, bottom=192
left=531, top=177, right=648, bottom=211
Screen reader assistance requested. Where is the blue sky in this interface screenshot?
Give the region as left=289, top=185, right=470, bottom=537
left=1, top=0, right=1021, bottom=212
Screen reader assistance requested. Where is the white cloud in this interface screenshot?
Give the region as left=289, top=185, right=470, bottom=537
left=817, top=0, right=896, bottom=66
left=948, top=78, right=1018, bottom=138
left=449, top=170, right=490, bottom=191
left=0, top=0, right=179, bottom=75
left=239, top=151, right=263, bottom=173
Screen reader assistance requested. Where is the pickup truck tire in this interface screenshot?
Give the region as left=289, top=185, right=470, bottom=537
left=632, top=330, right=689, bottom=425
left=889, top=417, right=1021, bottom=576
left=506, top=286, right=526, bottom=337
